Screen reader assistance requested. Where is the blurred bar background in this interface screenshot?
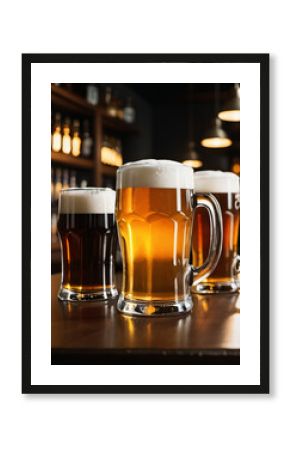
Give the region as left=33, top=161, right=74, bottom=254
left=51, top=83, right=240, bottom=273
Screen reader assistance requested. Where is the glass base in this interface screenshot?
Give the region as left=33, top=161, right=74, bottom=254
left=117, top=295, right=193, bottom=317
left=58, top=286, right=118, bottom=302
left=192, top=281, right=239, bottom=294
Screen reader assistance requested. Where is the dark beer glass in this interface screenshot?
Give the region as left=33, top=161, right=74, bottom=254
left=116, top=159, right=223, bottom=317
left=192, top=171, right=240, bottom=294
left=57, top=188, right=118, bottom=301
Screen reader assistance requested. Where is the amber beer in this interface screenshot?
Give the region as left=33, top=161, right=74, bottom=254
left=192, top=171, right=240, bottom=293
left=57, top=188, right=118, bottom=301
left=116, top=160, right=222, bottom=316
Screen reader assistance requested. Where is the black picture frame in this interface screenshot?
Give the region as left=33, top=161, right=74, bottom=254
left=22, top=53, right=269, bottom=394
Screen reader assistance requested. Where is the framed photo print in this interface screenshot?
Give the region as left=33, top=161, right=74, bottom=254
left=22, top=53, right=269, bottom=394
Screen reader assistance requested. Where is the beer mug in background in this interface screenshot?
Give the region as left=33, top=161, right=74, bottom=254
left=57, top=188, right=118, bottom=301
left=116, top=160, right=223, bottom=317
left=192, top=171, right=240, bottom=294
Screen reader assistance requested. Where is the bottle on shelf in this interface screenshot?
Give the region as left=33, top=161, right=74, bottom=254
left=104, top=86, right=118, bottom=118
left=69, top=170, right=77, bottom=188
left=80, top=178, right=88, bottom=188
left=62, top=169, right=70, bottom=190
left=71, top=119, right=81, bottom=157
left=54, top=168, right=63, bottom=201
left=51, top=112, right=62, bottom=152
left=62, top=117, right=72, bottom=155
left=123, top=97, right=136, bottom=124
left=51, top=213, right=58, bottom=243
left=86, top=84, right=99, bottom=106
left=103, top=175, right=116, bottom=190
left=104, top=86, right=112, bottom=106
left=81, top=120, right=93, bottom=158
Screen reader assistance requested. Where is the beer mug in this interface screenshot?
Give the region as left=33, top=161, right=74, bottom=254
left=57, top=188, right=118, bottom=301
left=116, top=160, right=223, bottom=316
left=192, top=171, right=240, bottom=294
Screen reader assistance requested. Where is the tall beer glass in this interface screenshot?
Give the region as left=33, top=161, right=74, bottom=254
left=192, top=171, right=240, bottom=294
left=57, top=188, right=118, bottom=301
left=116, top=159, right=223, bottom=317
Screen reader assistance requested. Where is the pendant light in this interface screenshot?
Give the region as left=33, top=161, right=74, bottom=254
left=183, top=141, right=203, bottom=169
left=218, top=83, right=240, bottom=122
left=201, top=117, right=232, bottom=148
left=201, top=85, right=232, bottom=149
left=182, top=86, right=203, bottom=168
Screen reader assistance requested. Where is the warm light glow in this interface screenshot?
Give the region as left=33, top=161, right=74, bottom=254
left=232, top=162, right=240, bottom=175
left=218, top=110, right=240, bottom=122
left=51, top=128, right=62, bottom=152
left=72, top=135, right=81, bottom=157
left=201, top=137, right=232, bottom=148
left=123, top=316, right=135, bottom=339
left=201, top=298, right=209, bottom=313
left=107, top=106, right=118, bottom=118
left=54, top=181, right=62, bottom=198
left=101, top=146, right=123, bottom=167
left=183, top=159, right=203, bottom=169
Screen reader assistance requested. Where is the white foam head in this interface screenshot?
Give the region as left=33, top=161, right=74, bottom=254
left=194, top=171, right=240, bottom=193
left=59, top=188, right=116, bottom=214
left=116, top=159, right=194, bottom=189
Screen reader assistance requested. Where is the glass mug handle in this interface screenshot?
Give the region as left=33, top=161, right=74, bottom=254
left=191, top=193, right=223, bottom=287
left=232, top=255, right=240, bottom=275
left=232, top=254, right=240, bottom=289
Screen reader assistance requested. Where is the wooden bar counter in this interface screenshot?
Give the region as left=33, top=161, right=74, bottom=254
left=51, top=273, right=240, bottom=365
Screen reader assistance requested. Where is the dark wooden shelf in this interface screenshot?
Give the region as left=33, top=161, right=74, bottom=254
left=51, top=84, right=138, bottom=190
left=101, top=164, right=118, bottom=177
left=51, top=151, right=95, bottom=170
left=102, top=113, right=139, bottom=135
left=51, top=85, right=96, bottom=116
left=51, top=86, right=139, bottom=136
